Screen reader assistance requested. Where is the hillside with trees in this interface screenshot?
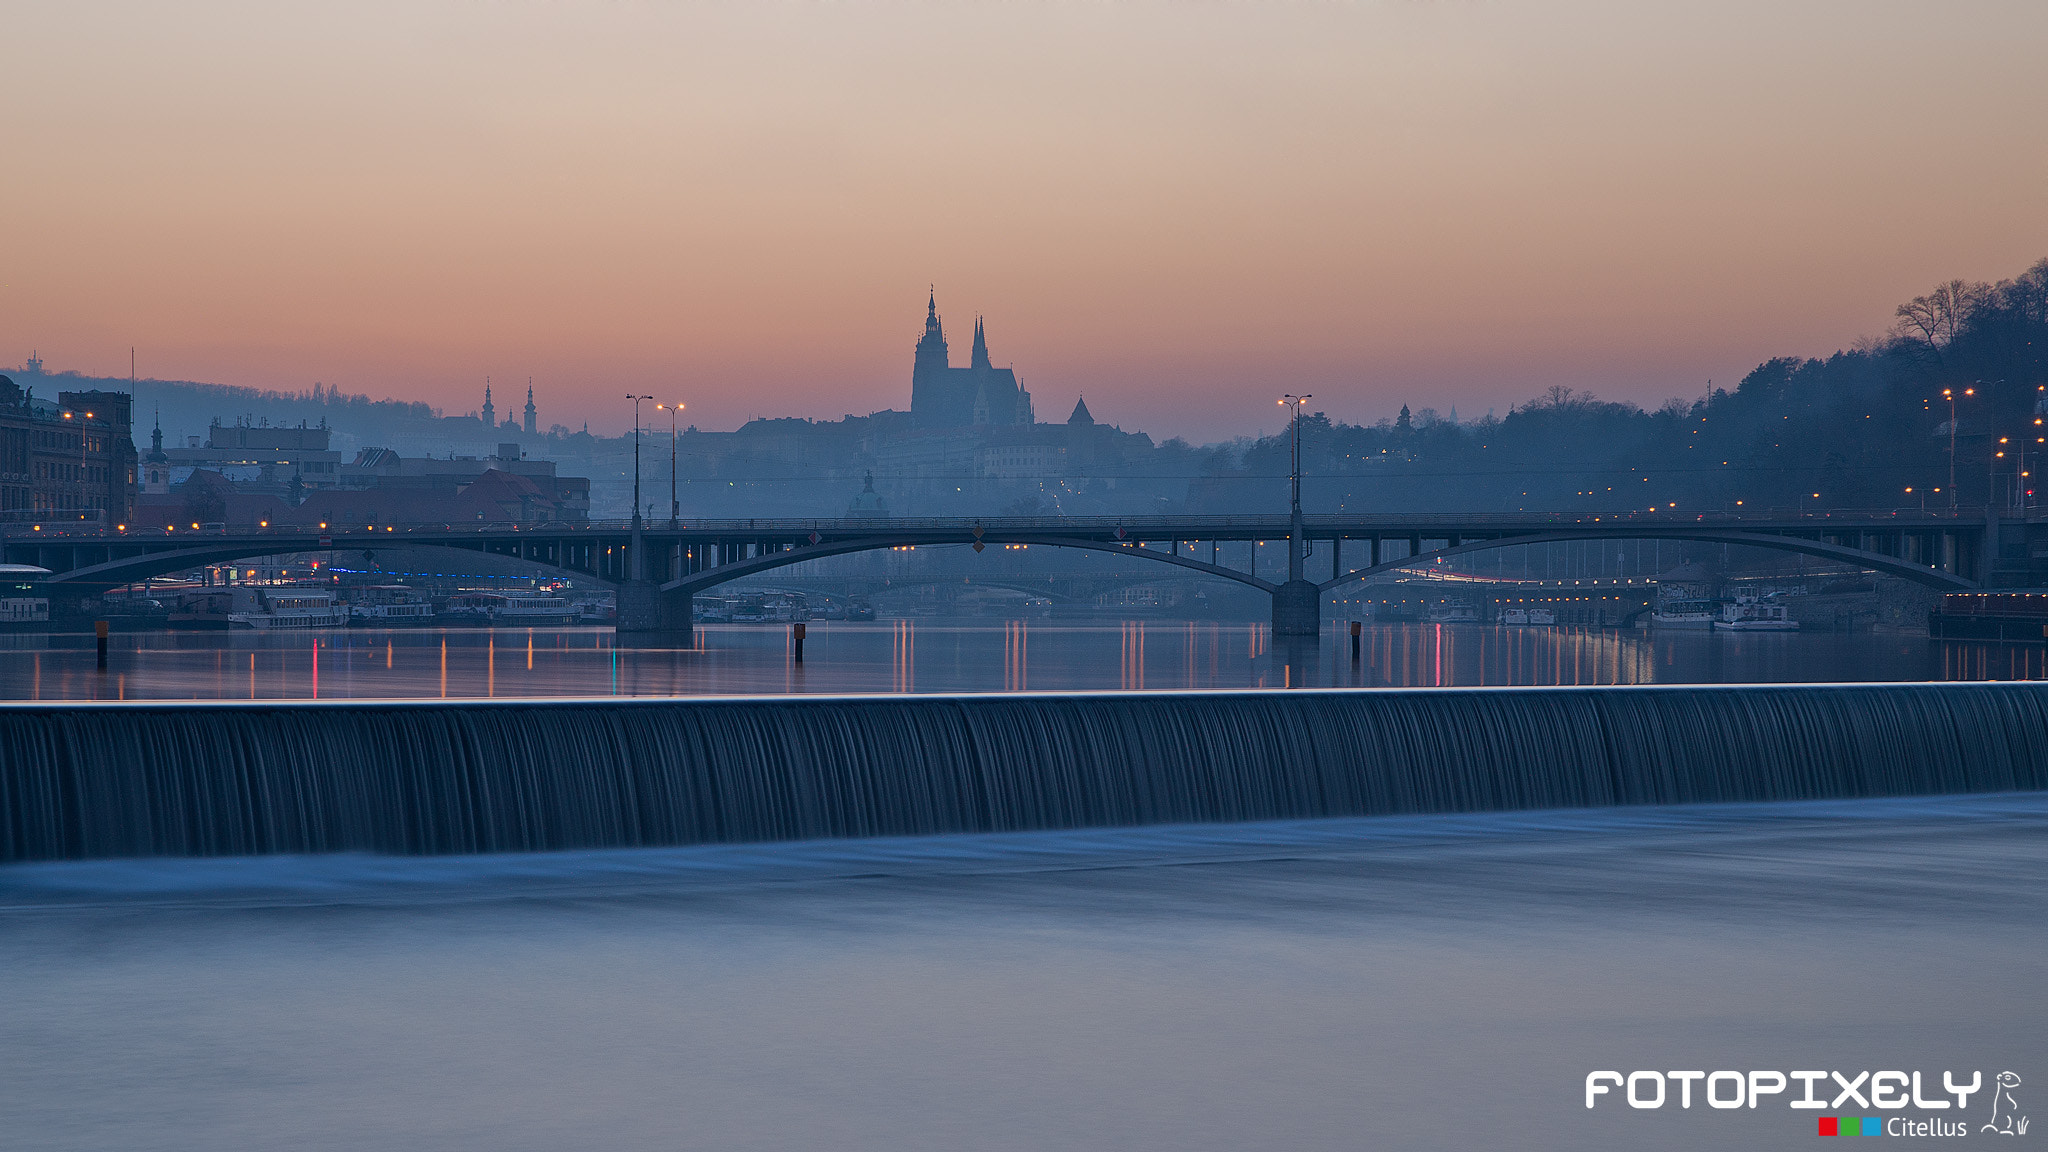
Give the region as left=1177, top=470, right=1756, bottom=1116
left=1198, top=257, right=2048, bottom=517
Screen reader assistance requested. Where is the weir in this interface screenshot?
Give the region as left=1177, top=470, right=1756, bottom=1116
left=2, top=684, right=2044, bottom=862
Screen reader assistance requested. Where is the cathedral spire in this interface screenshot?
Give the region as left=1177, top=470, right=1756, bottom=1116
left=970, top=315, right=991, bottom=370
left=911, top=287, right=953, bottom=428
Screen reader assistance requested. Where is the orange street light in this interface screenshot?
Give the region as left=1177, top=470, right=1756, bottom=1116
left=655, top=401, right=685, bottom=527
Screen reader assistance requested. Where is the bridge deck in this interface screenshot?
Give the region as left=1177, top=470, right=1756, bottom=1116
left=5, top=510, right=1989, bottom=596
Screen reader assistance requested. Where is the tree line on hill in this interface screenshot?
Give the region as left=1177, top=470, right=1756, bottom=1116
left=1193, top=257, right=2048, bottom=517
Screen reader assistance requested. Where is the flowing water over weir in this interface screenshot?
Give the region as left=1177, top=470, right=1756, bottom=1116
left=2, top=684, right=2044, bottom=862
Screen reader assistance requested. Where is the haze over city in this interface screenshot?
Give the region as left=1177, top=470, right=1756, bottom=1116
left=7, top=0, right=2045, bottom=440
left=9, top=5, right=2048, bottom=1152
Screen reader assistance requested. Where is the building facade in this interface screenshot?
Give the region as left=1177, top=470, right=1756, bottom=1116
left=164, top=419, right=347, bottom=492
left=0, top=377, right=137, bottom=525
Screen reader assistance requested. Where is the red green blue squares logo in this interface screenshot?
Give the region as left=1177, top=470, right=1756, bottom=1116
left=1819, top=1116, right=1881, bottom=1135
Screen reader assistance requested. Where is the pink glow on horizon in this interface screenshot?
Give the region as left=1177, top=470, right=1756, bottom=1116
left=3, top=1, right=2044, bottom=441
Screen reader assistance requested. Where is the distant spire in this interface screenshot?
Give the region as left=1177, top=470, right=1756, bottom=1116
left=925, top=286, right=942, bottom=338
left=970, top=315, right=991, bottom=370
left=144, top=407, right=168, bottom=468
left=1067, top=395, right=1095, bottom=426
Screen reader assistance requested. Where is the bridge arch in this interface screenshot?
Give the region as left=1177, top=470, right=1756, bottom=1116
left=1316, top=529, right=1974, bottom=593
left=662, top=534, right=1277, bottom=597
left=47, top=538, right=602, bottom=592
left=732, top=575, right=1082, bottom=603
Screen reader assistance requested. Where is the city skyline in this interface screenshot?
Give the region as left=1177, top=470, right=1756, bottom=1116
left=5, top=1, right=2045, bottom=442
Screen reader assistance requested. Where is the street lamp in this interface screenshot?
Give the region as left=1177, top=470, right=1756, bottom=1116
left=656, top=402, right=684, bottom=529
left=1279, top=394, right=1311, bottom=582
left=626, top=395, right=653, bottom=531
left=1941, top=386, right=1973, bottom=513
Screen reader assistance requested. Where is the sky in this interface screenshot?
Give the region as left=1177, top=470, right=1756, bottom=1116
left=3, top=1, right=2045, bottom=443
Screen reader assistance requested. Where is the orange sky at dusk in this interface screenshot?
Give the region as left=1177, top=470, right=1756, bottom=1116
left=4, top=1, right=2044, bottom=441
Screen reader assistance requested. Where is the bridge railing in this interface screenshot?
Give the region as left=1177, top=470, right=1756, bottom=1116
left=0, top=508, right=1992, bottom=540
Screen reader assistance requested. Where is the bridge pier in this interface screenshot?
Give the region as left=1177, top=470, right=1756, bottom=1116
left=1272, top=579, right=1321, bottom=637
left=615, top=581, right=693, bottom=647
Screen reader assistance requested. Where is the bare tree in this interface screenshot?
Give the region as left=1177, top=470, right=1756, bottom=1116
left=1892, top=278, right=1991, bottom=358
left=1998, top=258, right=2048, bottom=326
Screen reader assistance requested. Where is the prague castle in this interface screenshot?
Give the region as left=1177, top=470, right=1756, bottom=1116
left=910, top=291, right=1033, bottom=428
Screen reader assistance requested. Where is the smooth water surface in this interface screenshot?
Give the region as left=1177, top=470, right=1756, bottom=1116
left=3, top=794, right=2043, bottom=1151
left=0, top=621, right=2024, bottom=699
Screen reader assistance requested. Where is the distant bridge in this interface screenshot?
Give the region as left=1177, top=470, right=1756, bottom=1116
left=6, top=510, right=1987, bottom=638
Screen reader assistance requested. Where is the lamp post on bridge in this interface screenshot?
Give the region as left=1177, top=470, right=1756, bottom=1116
left=1942, top=386, right=1973, bottom=514
left=1273, top=394, right=1319, bottom=637
left=626, top=394, right=653, bottom=577
left=1281, top=394, right=1311, bottom=583
left=656, top=402, right=684, bottom=530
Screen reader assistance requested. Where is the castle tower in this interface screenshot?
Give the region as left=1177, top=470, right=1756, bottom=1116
left=971, top=316, right=992, bottom=370
left=910, top=288, right=954, bottom=428
left=524, top=381, right=537, bottom=435
left=481, top=380, right=496, bottom=428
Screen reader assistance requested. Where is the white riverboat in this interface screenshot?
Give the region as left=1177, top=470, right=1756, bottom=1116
left=1501, top=607, right=1557, bottom=626
left=229, top=588, right=348, bottom=630
left=1650, top=599, right=1720, bottom=630
left=1426, top=601, right=1479, bottom=624
left=1714, top=597, right=1799, bottom=632
left=440, top=591, right=580, bottom=627
left=347, top=585, right=436, bottom=627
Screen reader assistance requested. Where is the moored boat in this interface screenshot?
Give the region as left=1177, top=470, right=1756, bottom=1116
left=439, top=591, right=580, bottom=627
left=230, top=588, right=347, bottom=630
left=1650, top=599, right=1720, bottom=629
left=1714, top=597, right=1799, bottom=631
left=347, top=585, right=436, bottom=627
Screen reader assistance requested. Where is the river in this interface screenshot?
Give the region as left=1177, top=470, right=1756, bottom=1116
left=2, top=622, right=2041, bottom=1149
left=0, top=620, right=2037, bottom=700
left=3, top=794, right=2042, bottom=1151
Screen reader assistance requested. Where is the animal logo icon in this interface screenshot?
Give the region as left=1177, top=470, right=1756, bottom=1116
left=1983, top=1070, right=2027, bottom=1136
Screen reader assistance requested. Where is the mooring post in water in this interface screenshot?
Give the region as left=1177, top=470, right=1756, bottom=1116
left=1350, top=619, right=1361, bottom=662
left=793, top=621, right=805, bottom=662
left=95, top=620, right=109, bottom=670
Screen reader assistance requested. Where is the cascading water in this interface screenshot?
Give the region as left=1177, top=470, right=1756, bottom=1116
left=2, top=683, right=2043, bottom=862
